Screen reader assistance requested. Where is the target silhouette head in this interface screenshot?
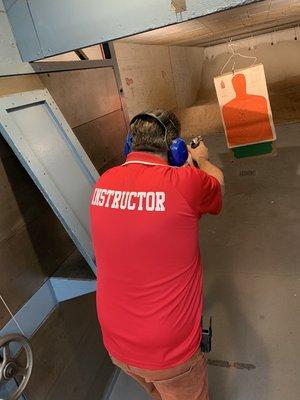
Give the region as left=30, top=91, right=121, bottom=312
left=232, top=74, right=247, bottom=97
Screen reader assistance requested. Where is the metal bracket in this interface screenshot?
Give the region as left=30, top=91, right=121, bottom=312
left=171, top=1, right=187, bottom=13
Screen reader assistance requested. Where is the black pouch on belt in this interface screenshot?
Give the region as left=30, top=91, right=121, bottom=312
left=200, top=317, right=212, bottom=353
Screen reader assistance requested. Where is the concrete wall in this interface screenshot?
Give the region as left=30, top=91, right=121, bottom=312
left=169, top=46, right=204, bottom=109
left=114, top=42, right=177, bottom=119
left=114, top=42, right=204, bottom=119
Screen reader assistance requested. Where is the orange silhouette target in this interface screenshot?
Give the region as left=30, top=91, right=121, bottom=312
left=214, top=65, right=276, bottom=148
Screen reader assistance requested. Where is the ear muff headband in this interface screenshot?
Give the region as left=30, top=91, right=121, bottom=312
left=130, top=113, right=168, bottom=133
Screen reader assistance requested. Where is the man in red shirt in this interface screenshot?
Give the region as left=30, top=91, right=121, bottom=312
left=90, top=110, right=224, bottom=400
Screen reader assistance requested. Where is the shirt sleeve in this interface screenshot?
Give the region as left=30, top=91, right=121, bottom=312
left=174, top=166, right=222, bottom=217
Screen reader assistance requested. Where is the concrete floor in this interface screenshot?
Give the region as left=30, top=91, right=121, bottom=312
left=201, top=123, right=300, bottom=400
left=107, top=123, right=300, bottom=400
left=22, top=292, right=115, bottom=400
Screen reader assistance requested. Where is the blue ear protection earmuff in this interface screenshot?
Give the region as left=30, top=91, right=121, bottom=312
left=168, top=136, right=189, bottom=167
left=124, top=113, right=188, bottom=167
left=124, top=132, right=133, bottom=158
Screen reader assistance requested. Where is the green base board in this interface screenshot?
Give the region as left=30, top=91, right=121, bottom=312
left=232, top=142, right=273, bottom=159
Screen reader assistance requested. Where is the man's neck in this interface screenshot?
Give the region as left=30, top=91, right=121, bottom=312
left=142, top=151, right=168, bottom=163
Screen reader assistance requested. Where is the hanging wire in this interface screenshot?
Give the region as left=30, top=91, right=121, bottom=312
left=0, top=294, right=25, bottom=336
left=220, top=38, right=257, bottom=75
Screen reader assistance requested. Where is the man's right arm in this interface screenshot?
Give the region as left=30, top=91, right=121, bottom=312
left=187, top=142, right=225, bottom=194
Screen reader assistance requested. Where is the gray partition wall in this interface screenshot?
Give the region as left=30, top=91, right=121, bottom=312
left=0, top=89, right=99, bottom=273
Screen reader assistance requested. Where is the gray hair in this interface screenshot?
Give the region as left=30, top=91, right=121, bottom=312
left=131, top=109, right=181, bottom=154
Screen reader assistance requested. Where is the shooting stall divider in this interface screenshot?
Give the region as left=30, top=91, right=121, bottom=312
left=0, top=88, right=100, bottom=398
left=0, top=89, right=99, bottom=274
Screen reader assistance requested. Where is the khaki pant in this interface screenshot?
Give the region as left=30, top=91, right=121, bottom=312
left=110, top=350, right=209, bottom=400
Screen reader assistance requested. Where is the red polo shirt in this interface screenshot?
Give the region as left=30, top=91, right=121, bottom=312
left=90, top=152, right=222, bottom=370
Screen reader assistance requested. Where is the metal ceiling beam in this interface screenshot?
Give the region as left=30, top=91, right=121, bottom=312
left=0, top=59, right=115, bottom=77
left=3, top=0, right=263, bottom=61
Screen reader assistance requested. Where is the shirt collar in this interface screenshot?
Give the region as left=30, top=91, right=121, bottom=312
left=124, top=152, right=169, bottom=166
